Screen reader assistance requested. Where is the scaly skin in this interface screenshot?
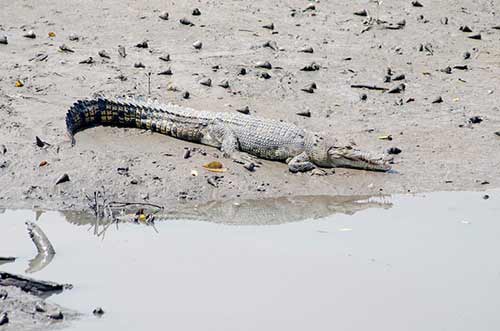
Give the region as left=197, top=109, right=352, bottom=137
left=66, top=97, right=391, bottom=172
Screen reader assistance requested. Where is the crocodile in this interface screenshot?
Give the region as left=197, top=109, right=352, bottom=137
left=66, top=97, right=391, bottom=172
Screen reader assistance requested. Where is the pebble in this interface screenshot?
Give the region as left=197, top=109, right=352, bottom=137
left=118, top=45, right=126, bottom=58
left=207, top=176, right=219, bottom=187
left=0, top=144, right=6, bottom=155
left=182, top=91, right=190, bottom=99
left=55, top=173, right=70, bottom=185
left=192, top=40, right=203, bottom=49
left=239, top=68, right=247, bottom=75
left=463, top=51, right=471, bottom=60
left=360, top=93, right=368, bottom=101
left=23, top=30, right=36, bottom=39
left=135, top=40, right=148, bottom=48
left=0, top=312, right=8, bottom=326
left=262, top=22, right=274, bottom=30
left=98, top=50, right=110, bottom=59
left=183, top=149, right=191, bottom=159
left=301, top=83, right=316, bottom=93
left=236, top=106, right=250, bottom=114
left=440, top=17, right=448, bottom=25
left=36, top=136, right=47, bottom=148
left=134, top=62, right=145, bottom=68
left=388, top=83, right=405, bottom=93
left=180, top=18, right=194, bottom=26
left=300, top=62, right=320, bottom=71
left=244, top=162, right=255, bottom=171
left=59, top=44, right=74, bottom=52
left=441, top=66, right=452, bottom=74
left=0, top=35, right=7, bottom=45
left=296, top=110, right=311, bottom=117
left=0, top=290, right=7, bottom=300
left=68, top=33, right=80, bottom=41
left=384, top=75, right=392, bottom=83
left=218, top=80, right=229, bottom=88
left=130, top=178, right=139, bottom=185
left=262, top=40, right=278, bottom=51
left=159, top=54, right=170, bottom=62
left=393, top=74, right=405, bottom=81
left=199, top=77, right=212, bottom=86
left=469, top=116, right=482, bottom=124
left=459, top=25, right=472, bottom=32
left=79, top=57, right=94, bottom=64
left=260, top=72, right=271, bottom=79
left=353, top=9, right=368, bottom=17
left=387, top=147, right=402, bottom=154
left=192, top=8, right=201, bottom=16
left=35, top=302, right=47, bottom=313
left=93, top=307, right=105, bottom=316
left=495, top=131, right=500, bottom=137
left=432, top=96, right=443, bottom=103
left=304, top=3, right=316, bottom=11
left=468, top=33, right=481, bottom=40
left=298, top=46, right=314, bottom=53
left=255, top=61, right=272, bottom=69
left=47, top=310, right=64, bottom=320
left=483, top=194, right=490, bottom=200
left=159, top=11, right=169, bottom=20
left=158, top=68, right=172, bottom=75
left=412, top=1, right=423, bottom=7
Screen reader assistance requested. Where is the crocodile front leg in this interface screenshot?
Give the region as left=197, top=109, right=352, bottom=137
left=287, top=152, right=316, bottom=173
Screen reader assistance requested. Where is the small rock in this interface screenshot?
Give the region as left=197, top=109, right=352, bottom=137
left=23, top=30, right=36, bottom=39
left=483, top=194, right=490, bottom=200
left=243, top=162, right=255, bottom=171
left=199, top=77, right=212, bottom=87
left=0, top=144, right=6, bottom=155
left=296, top=110, right=311, bottom=117
left=298, top=46, right=314, bottom=53
left=158, top=68, right=172, bottom=75
left=0, top=312, right=8, bottom=326
left=440, top=17, right=449, bottom=25
left=218, top=80, right=229, bottom=88
left=353, top=9, right=368, bottom=16
left=134, top=62, right=145, bottom=68
left=159, top=54, right=170, bottom=62
left=238, top=68, right=247, bottom=75
left=236, top=106, right=250, bottom=114
left=304, top=3, right=316, bottom=11
left=0, top=289, right=7, bottom=300
left=495, top=131, right=500, bottom=137
left=392, top=74, right=405, bottom=81
left=55, top=173, right=70, bottom=185
left=459, top=25, right=472, bottom=32
left=192, top=8, right=201, bottom=16
left=183, top=149, right=191, bottom=159
left=93, top=307, right=105, bottom=316
left=192, top=40, right=203, bottom=49
left=47, top=310, right=64, bottom=320
left=260, top=72, right=271, bottom=79
left=387, top=147, right=402, bottom=155
left=135, top=40, right=148, bottom=48
left=469, top=116, right=482, bottom=124
left=79, top=57, right=94, bottom=64
left=432, top=96, right=443, bottom=104
left=463, top=51, right=471, bottom=60
left=311, top=169, right=327, bottom=176
left=180, top=18, right=194, bottom=26
left=412, top=1, right=423, bottom=7
left=384, top=75, right=392, bottom=83
left=159, top=11, right=169, bottom=20
left=182, top=91, right=190, bottom=99
left=301, top=83, right=315, bottom=93
left=130, top=179, right=139, bottom=185
left=68, top=33, right=80, bottom=41
left=36, top=136, right=47, bottom=148
left=388, top=84, right=405, bottom=94
left=300, top=62, right=320, bottom=71
left=360, top=93, right=367, bottom=101
left=35, top=302, right=47, bottom=313
left=255, top=61, right=272, bottom=69
left=117, top=167, right=129, bottom=175
left=453, top=65, right=468, bottom=70
left=262, top=40, right=278, bottom=51
left=59, top=44, right=74, bottom=52
left=118, top=45, right=126, bottom=58
left=207, top=176, right=219, bottom=187
left=468, top=33, right=481, bottom=40
left=0, top=35, right=8, bottom=45
left=98, top=50, right=110, bottom=59
left=441, top=66, right=452, bottom=74
left=262, top=22, right=274, bottom=30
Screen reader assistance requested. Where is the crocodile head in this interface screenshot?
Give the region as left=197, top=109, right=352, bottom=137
left=326, top=146, right=392, bottom=171
left=306, top=133, right=392, bottom=172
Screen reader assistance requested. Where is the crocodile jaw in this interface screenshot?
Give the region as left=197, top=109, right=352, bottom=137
left=327, top=147, right=392, bottom=171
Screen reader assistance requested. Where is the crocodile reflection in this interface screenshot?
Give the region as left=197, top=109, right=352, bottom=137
left=62, top=195, right=392, bottom=229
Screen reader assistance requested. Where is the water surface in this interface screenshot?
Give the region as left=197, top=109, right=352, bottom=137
left=0, top=190, right=499, bottom=331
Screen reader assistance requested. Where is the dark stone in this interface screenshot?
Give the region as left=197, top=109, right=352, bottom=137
left=55, top=174, right=70, bottom=185
left=412, top=1, right=423, bottom=7
left=192, top=8, right=201, bottom=16
left=135, top=41, right=148, bottom=48
left=93, top=307, right=105, bottom=316
left=469, top=116, right=482, bottom=124
left=387, top=147, right=402, bottom=155
left=432, top=96, right=443, bottom=104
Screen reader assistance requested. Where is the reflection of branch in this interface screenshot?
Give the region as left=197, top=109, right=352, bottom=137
left=108, top=201, right=164, bottom=210
left=25, top=222, right=56, bottom=274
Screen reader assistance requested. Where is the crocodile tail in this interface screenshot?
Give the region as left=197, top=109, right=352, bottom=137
left=65, top=97, right=142, bottom=145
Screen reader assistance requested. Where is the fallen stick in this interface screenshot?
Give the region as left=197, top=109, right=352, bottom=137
left=25, top=222, right=55, bottom=274
left=350, top=84, right=389, bottom=91
left=0, top=272, right=72, bottom=297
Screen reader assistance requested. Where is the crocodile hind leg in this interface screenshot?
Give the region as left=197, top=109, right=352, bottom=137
left=287, top=152, right=316, bottom=173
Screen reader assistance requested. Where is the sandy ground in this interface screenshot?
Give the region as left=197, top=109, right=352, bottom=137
left=0, top=0, right=499, bottom=211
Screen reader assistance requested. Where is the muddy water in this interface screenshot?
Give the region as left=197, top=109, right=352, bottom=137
left=1, top=190, right=499, bottom=331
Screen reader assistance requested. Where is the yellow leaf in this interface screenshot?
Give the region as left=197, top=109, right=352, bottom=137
left=48, top=31, right=56, bottom=38
left=39, top=160, right=48, bottom=167
left=203, top=161, right=227, bottom=172
left=138, top=214, right=146, bottom=222
left=15, top=80, right=24, bottom=87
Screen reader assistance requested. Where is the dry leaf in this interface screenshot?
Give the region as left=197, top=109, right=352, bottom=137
left=203, top=161, right=227, bottom=172
left=48, top=31, right=56, bottom=37
left=15, top=80, right=24, bottom=87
